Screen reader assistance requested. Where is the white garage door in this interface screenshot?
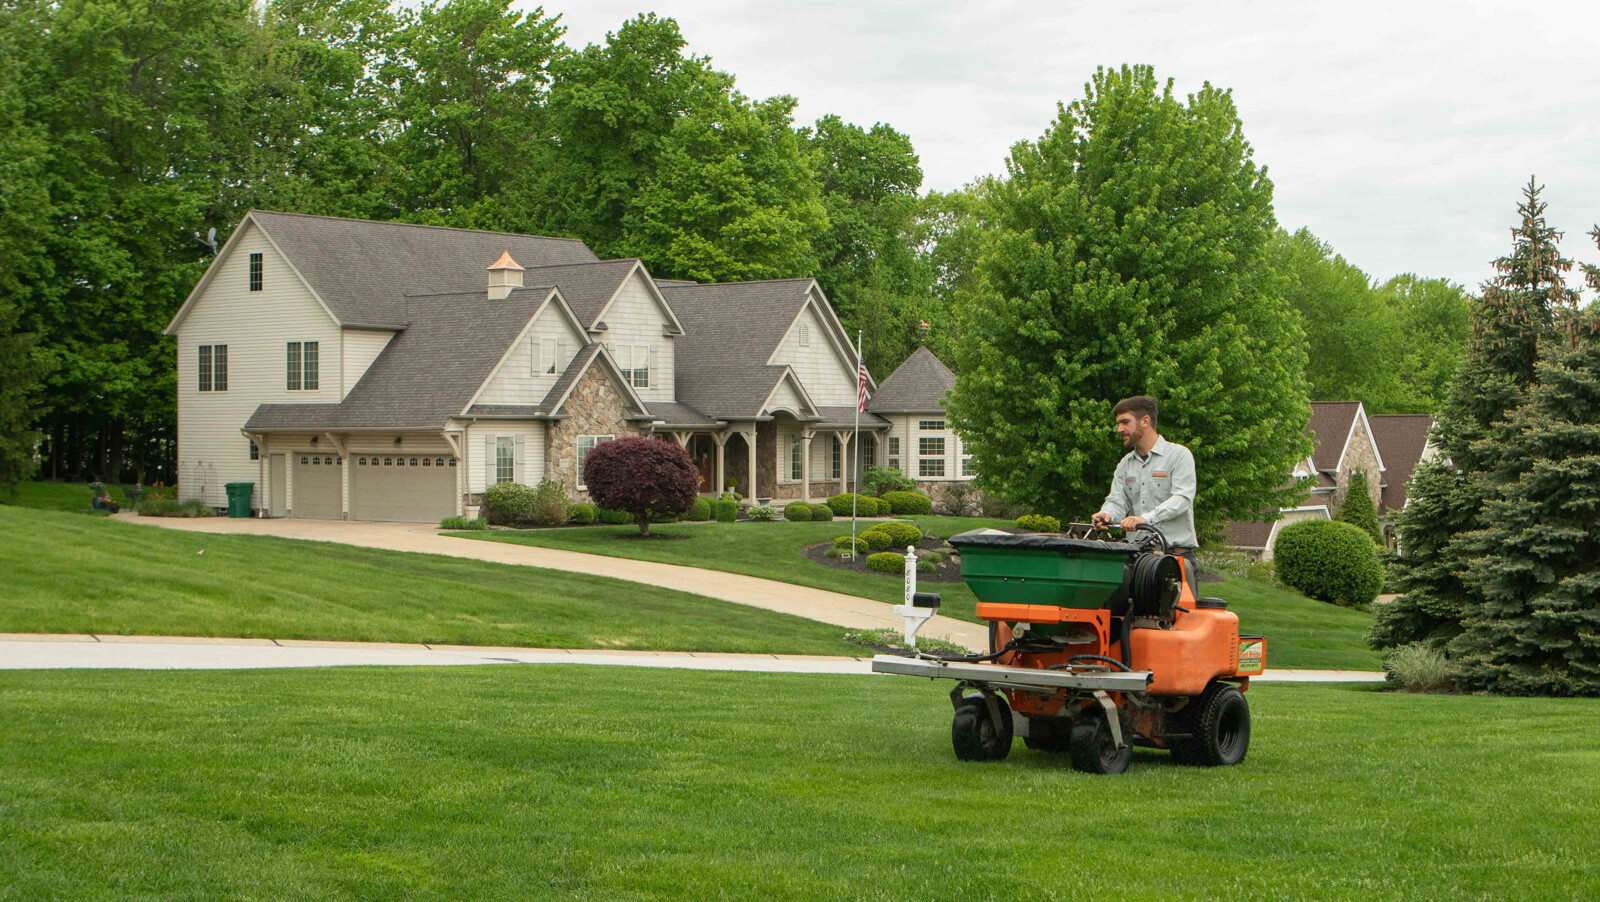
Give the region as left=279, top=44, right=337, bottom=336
left=352, top=454, right=458, bottom=522
left=292, top=454, right=343, bottom=519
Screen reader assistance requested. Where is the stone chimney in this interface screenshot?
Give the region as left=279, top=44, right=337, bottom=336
left=487, top=250, right=524, bottom=300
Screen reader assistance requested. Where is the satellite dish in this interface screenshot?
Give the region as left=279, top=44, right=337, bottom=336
left=195, top=227, right=218, bottom=253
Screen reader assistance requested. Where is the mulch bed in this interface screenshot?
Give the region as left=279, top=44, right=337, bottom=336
left=800, top=534, right=965, bottom=582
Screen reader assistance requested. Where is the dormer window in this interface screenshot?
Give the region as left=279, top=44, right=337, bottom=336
left=248, top=253, right=263, bottom=291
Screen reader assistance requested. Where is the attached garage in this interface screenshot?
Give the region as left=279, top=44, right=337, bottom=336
left=292, top=453, right=344, bottom=519
left=352, top=454, right=458, bottom=522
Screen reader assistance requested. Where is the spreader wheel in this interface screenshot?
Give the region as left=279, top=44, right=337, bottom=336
left=1023, top=717, right=1072, bottom=752
left=952, top=693, right=1012, bottom=761
left=1172, top=681, right=1251, bottom=767
left=1068, top=707, right=1131, bottom=775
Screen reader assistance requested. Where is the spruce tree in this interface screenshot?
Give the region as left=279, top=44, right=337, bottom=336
left=1335, top=469, right=1382, bottom=544
left=1450, top=303, right=1600, bottom=695
left=1371, top=179, right=1574, bottom=649
left=945, top=65, right=1312, bottom=532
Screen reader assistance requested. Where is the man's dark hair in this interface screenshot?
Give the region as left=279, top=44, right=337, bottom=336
left=1113, top=395, right=1158, bottom=429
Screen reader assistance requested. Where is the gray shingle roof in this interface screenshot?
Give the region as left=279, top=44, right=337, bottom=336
left=246, top=287, right=558, bottom=431
left=647, top=401, right=722, bottom=427
left=1307, top=401, right=1362, bottom=472
left=867, top=346, right=954, bottom=413
left=1369, top=414, right=1433, bottom=511
left=1222, top=518, right=1275, bottom=550
left=814, top=407, right=890, bottom=430
left=660, top=279, right=817, bottom=419
left=518, top=259, right=640, bottom=329
left=247, top=210, right=598, bottom=326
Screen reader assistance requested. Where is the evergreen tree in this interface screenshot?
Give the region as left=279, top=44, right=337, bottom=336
left=945, top=65, right=1312, bottom=533
left=1336, top=469, right=1382, bottom=544
left=1450, top=304, right=1600, bottom=695
left=1372, top=179, right=1575, bottom=650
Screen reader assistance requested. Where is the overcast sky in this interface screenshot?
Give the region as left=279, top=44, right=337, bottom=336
left=538, top=0, right=1600, bottom=293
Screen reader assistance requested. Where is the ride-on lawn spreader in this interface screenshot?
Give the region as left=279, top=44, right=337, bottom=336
left=871, top=525, right=1265, bottom=774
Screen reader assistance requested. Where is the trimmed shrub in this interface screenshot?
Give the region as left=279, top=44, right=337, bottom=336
left=809, top=504, right=834, bottom=522
left=136, top=497, right=214, bottom=518
left=712, top=498, right=739, bottom=523
left=568, top=502, right=598, bottom=525
left=1273, top=519, right=1384, bottom=605
left=1383, top=642, right=1456, bottom=693
left=783, top=501, right=812, bottom=522
left=866, top=551, right=905, bottom=573
left=463, top=517, right=488, bottom=530
left=874, top=521, right=923, bottom=549
left=1016, top=514, right=1061, bottom=532
left=598, top=508, right=632, bottom=525
left=881, top=490, right=932, bottom=515
left=440, top=516, right=466, bottom=529
left=684, top=497, right=713, bottom=521
left=483, top=481, right=537, bottom=525
left=748, top=505, right=777, bottom=521
left=529, top=479, right=570, bottom=527
left=859, top=528, right=893, bottom=552
left=583, top=436, right=699, bottom=535
left=833, top=535, right=868, bottom=555
left=1335, top=469, right=1383, bottom=544
left=861, top=465, right=915, bottom=497
left=864, top=497, right=887, bottom=516
left=827, top=493, right=876, bottom=516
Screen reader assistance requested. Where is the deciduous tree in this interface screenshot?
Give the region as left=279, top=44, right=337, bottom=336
left=582, top=437, right=699, bottom=536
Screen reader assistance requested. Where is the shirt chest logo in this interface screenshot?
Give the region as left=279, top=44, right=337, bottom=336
left=1125, top=477, right=1136, bottom=484
left=1153, top=471, right=1168, bottom=478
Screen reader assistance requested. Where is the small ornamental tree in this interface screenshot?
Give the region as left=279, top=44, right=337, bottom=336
left=1336, top=469, right=1382, bottom=544
left=582, top=436, right=699, bottom=536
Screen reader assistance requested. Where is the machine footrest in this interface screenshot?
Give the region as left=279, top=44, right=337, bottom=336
left=871, top=655, right=1153, bottom=693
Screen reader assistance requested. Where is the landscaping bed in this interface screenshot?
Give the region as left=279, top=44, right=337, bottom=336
left=800, top=534, right=964, bottom=582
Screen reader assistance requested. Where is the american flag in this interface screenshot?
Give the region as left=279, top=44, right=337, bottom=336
left=856, top=358, right=869, bottom=412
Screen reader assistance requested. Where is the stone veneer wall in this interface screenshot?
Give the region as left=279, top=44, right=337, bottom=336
left=545, top=364, right=643, bottom=502
left=756, top=422, right=777, bottom=500
left=1334, top=420, right=1383, bottom=512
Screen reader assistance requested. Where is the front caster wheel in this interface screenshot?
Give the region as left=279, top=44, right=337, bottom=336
left=952, top=693, right=1012, bottom=761
left=1069, top=707, right=1131, bottom=775
left=1172, top=681, right=1251, bottom=766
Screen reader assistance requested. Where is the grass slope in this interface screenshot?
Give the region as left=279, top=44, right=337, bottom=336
left=456, top=520, right=1383, bottom=670
left=3, top=666, right=1596, bottom=900
left=0, top=506, right=863, bottom=655
left=5, top=480, right=139, bottom=514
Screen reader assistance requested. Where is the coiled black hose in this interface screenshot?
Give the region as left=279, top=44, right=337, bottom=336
left=1048, top=655, right=1132, bottom=672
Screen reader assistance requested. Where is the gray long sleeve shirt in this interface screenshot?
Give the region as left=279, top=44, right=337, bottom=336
left=1098, top=436, right=1198, bottom=549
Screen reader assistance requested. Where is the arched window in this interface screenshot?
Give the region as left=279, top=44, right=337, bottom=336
left=300, top=456, right=309, bottom=465
left=384, top=457, right=393, bottom=466
left=422, top=457, right=431, bottom=466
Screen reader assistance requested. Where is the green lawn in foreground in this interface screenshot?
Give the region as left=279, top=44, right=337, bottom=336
left=454, top=519, right=1383, bottom=670
left=4, top=479, right=140, bottom=514
left=2, top=667, right=1595, bottom=900
left=0, top=506, right=862, bottom=655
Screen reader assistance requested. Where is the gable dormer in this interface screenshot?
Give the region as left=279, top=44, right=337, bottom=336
left=769, top=286, right=861, bottom=407
left=471, top=289, right=587, bottom=407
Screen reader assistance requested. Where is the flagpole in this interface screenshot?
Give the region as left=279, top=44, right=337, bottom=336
left=851, top=330, right=863, bottom=555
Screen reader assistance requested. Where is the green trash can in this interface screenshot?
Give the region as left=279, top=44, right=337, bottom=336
left=224, top=482, right=255, bottom=518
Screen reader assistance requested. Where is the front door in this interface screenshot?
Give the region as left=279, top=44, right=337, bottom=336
left=690, top=435, right=714, bottom=493
left=269, top=454, right=287, bottom=517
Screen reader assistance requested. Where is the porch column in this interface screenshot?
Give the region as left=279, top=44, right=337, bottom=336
left=712, top=431, right=730, bottom=496
left=800, top=428, right=814, bottom=503
left=744, top=426, right=758, bottom=506
left=672, top=431, right=692, bottom=447
left=835, top=430, right=853, bottom=496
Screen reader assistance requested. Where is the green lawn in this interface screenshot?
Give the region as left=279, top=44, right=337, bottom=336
left=454, top=519, right=1384, bottom=670
left=3, top=666, right=1596, bottom=900
left=0, top=506, right=863, bottom=655
left=5, top=479, right=140, bottom=514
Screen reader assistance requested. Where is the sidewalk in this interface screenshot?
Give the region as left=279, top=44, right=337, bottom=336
left=109, top=513, right=988, bottom=650
left=0, top=633, right=1388, bottom=681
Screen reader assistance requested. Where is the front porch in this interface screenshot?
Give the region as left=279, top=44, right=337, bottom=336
left=659, top=415, right=883, bottom=505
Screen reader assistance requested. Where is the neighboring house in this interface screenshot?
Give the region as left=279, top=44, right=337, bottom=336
left=1367, top=413, right=1437, bottom=550
left=167, top=211, right=969, bottom=521
left=866, top=346, right=975, bottom=504
left=1226, top=401, right=1425, bottom=560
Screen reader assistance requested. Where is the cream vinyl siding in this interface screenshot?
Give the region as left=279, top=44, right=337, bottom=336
left=341, top=329, right=395, bottom=396
left=597, top=270, right=674, bottom=403
left=464, top=421, right=546, bottom=495
left=763, top=376, right=810, bottom=417
left=174, top=222, right=341, bottom=506
left=771, top=300, right=857, bottom=406
left=477, top=304, right=585, bottom=405
left=880, top=413, right=969, bottom=482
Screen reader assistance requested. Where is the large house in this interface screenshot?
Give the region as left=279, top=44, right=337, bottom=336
left=167, top=211, right=970, bottom=521
left=1224, top=401, right=1435, bottom=559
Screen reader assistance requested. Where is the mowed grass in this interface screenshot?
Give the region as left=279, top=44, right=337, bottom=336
left=3, top=666, right=1597, bottom=900
left=5, top=479, right=139, bottom=514
left=0, top=506, right=863, bottom=655
left=456, top=519, right=1383, bottom=670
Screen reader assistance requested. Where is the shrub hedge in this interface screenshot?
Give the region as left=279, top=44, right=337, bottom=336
left=529, top=479, right=570, bottom=527
left=685, top=497, right=712, bottom=521
left=833, top=535, right=868, bottom=555
left=137, top=498, right=214, bottom=518
left=809, top=504, right=833, bottom=522
left=858, top=528, right=893, bottom=552
left=861, top=465, right=915, bottom=497
left=866, top=552, right=905, bottom=574
left=826, top=493, right=877, bottom=516
left=711, top=498, right=739, bottom=523
left=783, top=501, right=811, bottom=522
left=567, top=502, right=598, bottom=525
left=880, top=490, right=932, bottom=515
left=482, top=482, right=537, bottom=525
left=872, top=521, right=923, bottom=549
left=1016, top=514, right=1061, bottom=532
left=1273, top=519, right=1384, bottom=605
left=598, top=508, right=632, bottom=525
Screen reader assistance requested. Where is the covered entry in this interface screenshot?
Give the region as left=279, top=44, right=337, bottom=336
left=292, top=453, right=343, bottom=519
left=352, top=453, right=457, bottom=522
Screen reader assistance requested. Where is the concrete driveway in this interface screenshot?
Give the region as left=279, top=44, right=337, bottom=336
left=109, top=514, right=989, bottom=650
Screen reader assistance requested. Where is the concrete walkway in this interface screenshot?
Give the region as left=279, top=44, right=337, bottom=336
left=0, top=634, right=1387, bottom=681
left=109, top=513, right=988, bottom=650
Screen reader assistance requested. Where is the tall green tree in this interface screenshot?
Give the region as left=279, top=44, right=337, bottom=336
left=915, top=181, right=998, bottom=366
left=0, top=8, right=47, bottom=491
left=1335, top=469, right=1382, bottom=544
left=945, top=66, right=1312, bottom=532
left=1372, top=179, right=1575, bottom=650
left=1377, top=273, right=1471, bottom=412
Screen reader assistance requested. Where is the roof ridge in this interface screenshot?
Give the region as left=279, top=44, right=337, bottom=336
left=248, top=209, right=591, bottom=244
left=402, top=285, right=556, bottom=298
left=660, top=277, right=814, bottom=288
left=520, top=258, right=641, bottom=271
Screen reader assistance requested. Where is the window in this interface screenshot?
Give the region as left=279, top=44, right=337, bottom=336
left=919, top=436, right=945, bottom=457
left=798, top=323, right=810, bottom=347
left=831, top=437, right=843, bottom=480
left=887, top=436, right=900, bottom=471
left=919, top=419, right=946, bottom=431
left=962, top=455, right=975, bottom=477
left=576, top=434, right=614, bottom=487
left=495, top=437, right=514, bottom=484
left=920, top=457, right=946, bottom=477
left=539, top=338, right=558, bottom=375
left=613, top=344, right=649, bottom=388
left=287, top=341, right=319, bottom=390
left=248, top=441, right=258, bottom=461
left=198, top=345, right=212, bottom=392
left=248, top=253, right=263, bottom=291
left=919, top=436, right=945, bottom=478
left=212, top=344, right=227, bottom=391
left=789, top=434, right=803, bottom=480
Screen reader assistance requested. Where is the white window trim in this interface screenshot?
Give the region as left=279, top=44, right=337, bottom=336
left=495, top=436, right=515, bottom=484
left=538, top=337, right=557, bottom=375
left=576, top=434, right=614, bottom=490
